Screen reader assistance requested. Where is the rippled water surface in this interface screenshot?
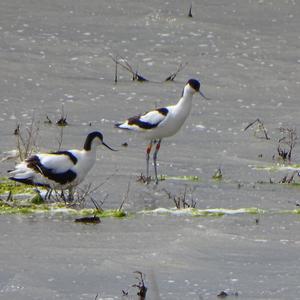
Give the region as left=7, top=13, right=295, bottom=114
left=0, top=0, right=299, bottom=299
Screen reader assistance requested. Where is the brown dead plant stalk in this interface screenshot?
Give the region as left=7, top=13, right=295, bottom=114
left=188, top=4, right=193, bottom=17
left=278, top=170, right=299, bottom=184
left=56, top=105, right=68, bottom=126
left=119, top=178, right=131, bottom=211
left=122, top=271, right=147, bottom=300
left=14, top=119, right=40, bottom=161
left=276, top=127, right=297, bottom=162
left=112, top=55, right=149, bottom=82
left=164, top=62, right=188, bottom=81
left=47, top=173, right=115, bottom=209
left=133, top=271, right=147, bottom=300
left=244, top=118, right=270, bottom=140
left=162, top=185, right=197, bottom=209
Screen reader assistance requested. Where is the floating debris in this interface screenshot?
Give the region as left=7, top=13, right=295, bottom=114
left=75, top=215, right=101, bottom=223
left=44, top=115, right=52, bottom=124
left=217, top=290, right=239, bottom=298
left=212, top=168, right=223, bottom=180
left=160, top=175, right=200, bottom=181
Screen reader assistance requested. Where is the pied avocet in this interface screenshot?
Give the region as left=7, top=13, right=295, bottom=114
left=115, top=79, right=209, bottom=183
left=8, top=131, right=116, bottom=200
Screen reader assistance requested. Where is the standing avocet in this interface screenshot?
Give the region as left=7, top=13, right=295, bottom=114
left=115, top=79, right=209, bottom=183
left=8, top=131, right=116, bottom=200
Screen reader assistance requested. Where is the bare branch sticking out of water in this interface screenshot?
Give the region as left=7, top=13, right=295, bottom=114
left=119, top=178, right=131, bottom=211
left=276, top=127, right=297, bottom=162
left=279, top=170, right=299, bottom=184
left=44, top=115, right=52, bottom=124
left=56, top=105, right=68, bottom=126
left=122, top=271, right=148, bottom=299
left=72, top=174, right=116, bottom=223
left=14, top=124, right=20, bottom=135
left=73, top=173, right=116, bottom=208
left=133, top=271, right=148, bottom=300
left=164, top=62, right=188, bottom=81
left=111, top=56, right=149, bottom=82
left=14, top=119, right=40, bottom=161
left=114, top=55, right=118, bottom=83
left=244, top=118, right=270, bottom=140
left=188, top=4, right=193, bottom=17
left=44, top=173, right=115, bottom=209
left=162, top=185, right=196, bottom=209
left=56, top=125, right=64, bottom=151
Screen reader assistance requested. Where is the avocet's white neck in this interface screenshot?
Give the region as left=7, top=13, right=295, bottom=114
left=79, top=147, right=97, bottom=178
left=83, top=146, right=98, bottom=163
left=175, top=86, right=195, bottom=115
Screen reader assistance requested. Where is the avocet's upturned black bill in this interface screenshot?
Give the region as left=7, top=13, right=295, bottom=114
left=8, top=131, right=116, bottom=200
left=115, top=78, right=209, bottom=184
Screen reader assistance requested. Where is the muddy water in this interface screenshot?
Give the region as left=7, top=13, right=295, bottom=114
left=0, top=0, right=299, bottom=299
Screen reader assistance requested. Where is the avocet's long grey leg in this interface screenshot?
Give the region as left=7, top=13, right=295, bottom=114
left=46, top=188, right=53, bottom=200
left=153, top=139, right=162, bottom=184
left=146, top=140, right=153, bottom=183
left=68, top=187, right=74, bottom=202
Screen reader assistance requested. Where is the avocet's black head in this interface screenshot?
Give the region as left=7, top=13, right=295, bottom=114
left=84, top=131, right=117, bottom=151
left=187, top=79, right=200, bottom=92
left=186, top=78, right=210, bottom=100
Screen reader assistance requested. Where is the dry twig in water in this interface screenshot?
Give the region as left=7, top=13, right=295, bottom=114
left=188, top=4, right=193, bottom=17
left=14, top=119, right=40, bottom=161
left=164, top=62, right=188, bottom=81
left=122, top=271, right=148, bottom=299
left=119, top=178, right=131, bottom=211
left=111, top=56, right=148, bottom=82
left=56, top=105, right=68, bottom=126
left=279, top=171, right=298, bottom=184
left=133, top=271, right=147, bottom=300
left=162, top=185, right=196, bottom=209
left=244, top=118, right=270, bottom=140
left=276, top=127, right=297, bottom=162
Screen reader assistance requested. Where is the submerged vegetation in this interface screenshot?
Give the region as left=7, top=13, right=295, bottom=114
left=140, top=207, right=265, bottom=217
left=122, top=271, right=148, bottom=300
left=0, top=178, right=126, bottom=218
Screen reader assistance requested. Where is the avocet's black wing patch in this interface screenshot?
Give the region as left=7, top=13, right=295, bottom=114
left=127, top=115, right=159, bottom=129
left=26, top=155, right=77, bottom=185
left=117, top=107, right=169, bottom=131
left=50, top=151, right=78, bottom=164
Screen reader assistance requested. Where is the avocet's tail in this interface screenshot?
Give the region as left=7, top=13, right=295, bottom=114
left=8, top=162, right=49, bottom=187
left=115, top=122, right=136, bottom=131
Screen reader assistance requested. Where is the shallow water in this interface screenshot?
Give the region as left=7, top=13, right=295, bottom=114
left=0, top=0, right=300, bottom=299
left=1, top=213, right=300, bottom=300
